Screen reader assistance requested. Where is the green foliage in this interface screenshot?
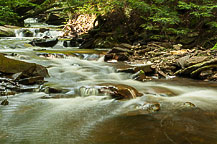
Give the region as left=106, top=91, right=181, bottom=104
left=0, top=0, right=55, bottom=25
left=0, top=6, right=18, bottom=25
left=0, top=0, right=38, bottom=25
left=1, top=0, right=215, bottom=48
left=208, top=22, right=217, bottom=29
left=211, top=43, right=217, bottom=50
left=61, top=0, right=216, bottom=48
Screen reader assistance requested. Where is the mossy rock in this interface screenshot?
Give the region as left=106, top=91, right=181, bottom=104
left=22, top=29, right=34, bottom=37
left=0, top=26, right=15, bottom=37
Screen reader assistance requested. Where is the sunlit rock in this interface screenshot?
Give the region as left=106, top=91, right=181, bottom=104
left=98, top=83, right=143, bottom=100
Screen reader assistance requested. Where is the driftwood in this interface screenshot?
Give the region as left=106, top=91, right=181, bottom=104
left=175, top=58, right=217, bottom=77
left=191, top=64, right=217, bottom=78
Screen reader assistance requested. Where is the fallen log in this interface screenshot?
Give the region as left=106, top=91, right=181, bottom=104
left=175, top=58, right=217, bottom=77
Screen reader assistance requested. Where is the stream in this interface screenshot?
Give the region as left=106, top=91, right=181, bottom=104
left=0, top=20, right=217, bottom=144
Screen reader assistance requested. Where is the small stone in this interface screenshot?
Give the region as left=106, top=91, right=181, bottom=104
left=170, top=49, right=187, bottom=55
left=1, top=99, right=9, bottom=106
left=200, top=70, right=212, bottom=77
left=173, top=44, right=182, bottom=50
left=146, top=103, right=161, bottom=112
left=183, top=102, right=196, bottom=108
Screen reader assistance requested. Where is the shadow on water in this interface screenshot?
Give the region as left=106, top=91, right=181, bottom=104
left=86, top=109, right=217, bottom=144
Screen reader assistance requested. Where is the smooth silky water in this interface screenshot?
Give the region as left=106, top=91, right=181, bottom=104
left=0, top=27, right=217, bottom=144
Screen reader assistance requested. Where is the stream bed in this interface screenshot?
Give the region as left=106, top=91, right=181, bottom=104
left=0, top=24, right=217, bottom=144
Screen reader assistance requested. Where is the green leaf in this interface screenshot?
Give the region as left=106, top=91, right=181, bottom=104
left=211, top=43, right=217, bottom=50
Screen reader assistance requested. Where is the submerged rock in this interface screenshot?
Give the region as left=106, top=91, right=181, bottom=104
left=1, top=99, right=9, bottom=106
left=124, top=102, right=161, bottom=116
left=145, top=86, right=179, bottom=97
left=18, top=76, right=44, bottom=85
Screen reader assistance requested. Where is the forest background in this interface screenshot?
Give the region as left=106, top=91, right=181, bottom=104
left=0, top=0, right=217, bottom=49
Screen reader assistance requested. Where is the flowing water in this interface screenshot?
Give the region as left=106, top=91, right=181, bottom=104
left=0, top=23, right=217, bottom=144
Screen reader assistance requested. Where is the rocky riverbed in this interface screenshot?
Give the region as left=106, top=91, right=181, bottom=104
left=1, top=22, right=217, bottom=144
left=104, top=42, right=217, bottom=82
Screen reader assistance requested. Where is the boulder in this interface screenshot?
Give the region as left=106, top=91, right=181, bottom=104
left=43, top=87, right=65, bottom=94
left=79, top=38, right=95, bottom=49
left=63, top=38, right=83, bottom=47
left=131, top=70, right=153, bottom=81
left=0, top=26, right=15, bottom=37
left=0, top=54, right=49, bottom=84
left=108, top=47, right=133, bottom=55
left=98, top=83, right=143, bottom=100
left=21, top=29, right=34, bottom=37
left=30, top=38, right=58, bottom=47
